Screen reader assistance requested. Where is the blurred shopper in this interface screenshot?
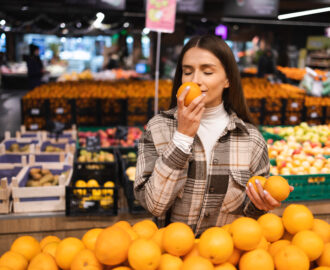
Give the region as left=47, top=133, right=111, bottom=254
left=257, top=49, right=276, bottom=78
left=104, top=53, right=120, bottom=70
left=134, top=35, right=293, bottom=235
left=26, top=44, right=45, bottom=89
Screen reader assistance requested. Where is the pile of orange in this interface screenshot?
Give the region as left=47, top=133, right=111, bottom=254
left=0, top=203, right=329, bottom=270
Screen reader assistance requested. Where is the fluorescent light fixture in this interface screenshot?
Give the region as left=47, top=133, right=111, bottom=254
left=0, top=20, right=6, bottom=26
left=278, top=7, right=330, bottom=20
left=93, top=12, right=105, bottom=28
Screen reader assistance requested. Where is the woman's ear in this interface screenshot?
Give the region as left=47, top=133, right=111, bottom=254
left=224, top=78, right=230, bottom=88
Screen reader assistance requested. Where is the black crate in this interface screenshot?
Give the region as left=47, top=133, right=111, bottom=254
left=100, top=99, right=127, bottom=126
left=66, top=148, right=119, bottom=216
left=115, top=147, right=145, bottom=214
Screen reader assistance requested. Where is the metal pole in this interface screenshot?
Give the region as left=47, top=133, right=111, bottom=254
left=154, top=31, right=161, bottom=115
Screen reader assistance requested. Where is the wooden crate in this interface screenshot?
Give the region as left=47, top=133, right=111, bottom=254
left=12, top=164, right=73, bottom=213
left=0, top=178, right=11, bottom=214
left=28, top=153, right=74, bottom=166
left=0, top=138, right=38, bottom=154
left=35, top=141, right=76, bottom=155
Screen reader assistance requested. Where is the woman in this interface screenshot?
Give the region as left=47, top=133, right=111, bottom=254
left=134, top=35, right=287, bottom=236
left=26, top=44, right=44, bottom=89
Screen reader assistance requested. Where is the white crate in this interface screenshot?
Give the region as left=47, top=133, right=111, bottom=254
left=0, top=154, right=28, bottom=166
left=35, top=141, right=76, bottom=155
left=28, top=153, right=74, bottom=166
left=0, top=178, right=11, bottom=214
left=0, top=139, right=37, bottom=154
left=12, top=164, right=72, bottom=213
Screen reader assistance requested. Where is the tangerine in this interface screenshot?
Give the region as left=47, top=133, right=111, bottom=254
left=274, top=245, right=309, bottom=270
left=312, top=219, right=330, bottom=243
left=181, top=256, right=214, bottom=270
left=132, top=220, right=158, bottom=239
left=247, top=176, right=267, bottom=194
left=317, top=242, right=330, bottom=267
left=264, top=175, right=290, bottom=201
left=40, top=236, right=60, bottom=250
left=55, top=237, right=85, bottom=270
left=151, top=228, right=165, bottom=253
left=292, top=230, right=324, bottom=261
left=27, top=253, right=58, bottom=270
left=214, top=262, right=237, bottom=270
left=71, top=249, right=103, bottom=270
left=10, top=235, right=41, bottom=261
left=268, top=239, right=291, bottom=258
left=0, top=251, right=28, bottom=270
left=239, top=249, right=274, bottom=270
left=82, top=228, right=104, bottom=251
left=257, top=213, right=284, bottom=242
left=158, top=253, right=183, bottom=270
left=42, top=242, right=59, bottom=258
left=282, top=204, right=314, bottom=234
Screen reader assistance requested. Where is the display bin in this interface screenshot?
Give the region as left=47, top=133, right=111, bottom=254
left=48, top=98, right=74, bottom=129
left=36, top=141, right=76, bottom=155
left=0, top=165, right=28, bottom=214
left=41, top=126, right=77, bottom=143
left=28, top=153, right=73, bottom=166
left=259, top=126, right=284, bottom=142
left=148, top=97, right=171, bottom=116
left=66, top=149, right=118, bottom=216
left=283, top=174, right=330, bottom=202
left=127, top=115, right=149, bottom=126
left=263, top=112, right=283, bottom=126
left=22, top=116, right=47, bottom=131
left=75, top=98, right=100, bottom=126
left=285, top=98, right=305, bottom=112
left=0, top=154, right=28, bottom=166
left=264, top=98, right=284, bottom=112
left=0, top=138, right=39, bottom=154
left=21, top=98, right=48, bottom=118
left=11, top=164, right=72, bottom=213
left=246, top=98, right=265, bottom=113
left=100, top=98, right=127, bottom=126
left=115, top=147, right=145, bottom=214
left=284, top=112, right=303, bottom=126
left=250, top=112, right=262, bottom=125
left=127, top=97, right=149, bottom=115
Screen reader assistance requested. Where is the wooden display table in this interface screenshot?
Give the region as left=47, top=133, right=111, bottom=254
left=0, top=200, right=329, bottom=255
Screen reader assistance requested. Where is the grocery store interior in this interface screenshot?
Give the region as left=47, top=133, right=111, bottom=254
left=0, top=0, right=329, bottom=269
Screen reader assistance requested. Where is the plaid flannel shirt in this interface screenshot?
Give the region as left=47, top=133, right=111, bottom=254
left=134, top=107, right=269, bottom=236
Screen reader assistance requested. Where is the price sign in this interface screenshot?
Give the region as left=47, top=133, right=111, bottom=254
left=31, top=108, right=40, bottom=115
left=56, top=107, right=64, bottom=114
left=86, top=135, right=101, bottom=153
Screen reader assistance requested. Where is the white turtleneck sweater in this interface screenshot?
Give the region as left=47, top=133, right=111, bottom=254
left=173, top=102, right=230, bottom=169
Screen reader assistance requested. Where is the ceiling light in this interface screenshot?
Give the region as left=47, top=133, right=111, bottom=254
left=0, top=20, right=5, bottom=26
left=60, top=23, right=66, bottom=29
left=76, top=22, right=82, bottom=28
left=21, top=6, right=29, bottom=11
left=123, top=22, right=130, bottom=28
left=278, top=7, right=330, bottom=20
left=62, top=29, right=69, bottom=35
left=142, top=28, right=150, bottom=35
left=201, top=17, right=207, bottom=23
left=61, top=37, right=66, bottom=42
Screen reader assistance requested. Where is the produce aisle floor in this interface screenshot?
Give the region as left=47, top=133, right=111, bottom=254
left=0, top=89, right=28, bottom=138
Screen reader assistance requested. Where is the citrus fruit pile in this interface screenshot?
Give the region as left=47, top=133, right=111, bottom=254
left=0, top=204, right=329, bottom=270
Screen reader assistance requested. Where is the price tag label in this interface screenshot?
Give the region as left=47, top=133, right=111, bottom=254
left=291, top=102, right=298, bottom=108
left=290, top=116, right=298, bottom=122
left=311, top=112, right=318, bottom=118
left=30, top=124, right=39, bottom=130
left=86, top=135, right=101, bottom=153
left=271, top=115, right=278, bottom=121
left=31, top=108, right=40, bottom=115
left=56, top=107, right=64, bottom=114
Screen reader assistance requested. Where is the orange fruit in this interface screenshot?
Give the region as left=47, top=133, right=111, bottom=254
left=128, top=238, right=161, bottom=270
left=257, top=213, right=284, bottom=242
left=132, top=220, right=158, bottom=239
left=181, top=255, right=214, bottom=270
left=113, top=220, right=132, bottom=231
left=27, top=253, right=58, bottom=270
left=282, top=204, right=314, bottom=234
left=55, top=237, right=85, bottom=270
left=256, top=236, right=270, bottom=250
left=264, top=175, right=290, bottom=201
left=43, top=242, right=59, bottom=258
left=95, top=226, right=131, bottom=266
left=247, top=176, right=267, bottom=194
left=317, top=242, right=330, bottom=266
left=239, top=249, right=274, bottom=270
left=313, top=267, right=330, bottom=270
left=0, top=251, right=28, bottom=270
left=82, top=228, right=104, bottom=251
left=221, top=224, right=231, bottom=232
left=0, top=267, right=13, bottom=270
left=158, top=253, right=183, bottom=270
left=274, top=245, right=309, bottom=270
left=292, top=230, right=324, bottom=261
left=10, top=235, right=41, bottom=261
left=312, top=219, right=330, bottom=243
left=227, top=248, right=241, bottom=266
left=40, top=236, right=60, bottom=250
left=112, top=267, right=132, bottom=270
left=151, top=228, right=165, bottom=253
left=214, top=262, right=237, bottom=270
left=71, top=249, right=103, bottom=270
left=183, top=242, right=200, bottom=261
left=230, top=217, right=262, bottom=251
left=268, top=239, right=291, bottom=258
left=177, top=82, right=202, bottom=106
left=198, top=227, right=234, bottom=264
left=162, top=222, right=195, bottom=256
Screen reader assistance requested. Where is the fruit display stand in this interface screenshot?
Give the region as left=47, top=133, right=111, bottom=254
left=11, top=164, right=72, bottom=213
left=0, top=138, right=38, bottom=154
left=0, top=165, right=26, bottom=214
left=35, top=140, right=76, bottom=155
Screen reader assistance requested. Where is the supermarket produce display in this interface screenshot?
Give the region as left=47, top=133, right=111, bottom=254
left=0, top=204, right=329, bottom=269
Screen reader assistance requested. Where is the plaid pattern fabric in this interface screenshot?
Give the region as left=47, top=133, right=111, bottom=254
left=134, top=107, right=270, bottom=236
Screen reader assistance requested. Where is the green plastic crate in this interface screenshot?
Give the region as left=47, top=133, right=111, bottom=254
left=259, top=126, right=285, bottom=143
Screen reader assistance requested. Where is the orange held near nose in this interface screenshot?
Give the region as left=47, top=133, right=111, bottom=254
left=177, top=82, right=202, bottom=106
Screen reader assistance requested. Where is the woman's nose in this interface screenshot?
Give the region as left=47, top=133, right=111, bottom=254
left=191, top=71, right=202, bottom=86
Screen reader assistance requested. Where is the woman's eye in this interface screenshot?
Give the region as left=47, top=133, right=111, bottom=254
left=183, top=72, right=192, bottom=75
left=204, top=72, right=213, bottom=75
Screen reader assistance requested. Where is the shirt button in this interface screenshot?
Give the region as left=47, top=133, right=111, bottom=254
left=213, top=159, right=218, bottom=164
left=209, top=186, right=215, bottom=193
left=205, top=212, right=210, bottom=217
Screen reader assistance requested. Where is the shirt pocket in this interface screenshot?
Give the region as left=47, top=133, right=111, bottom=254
left=220, top=169, right=251, bottom=215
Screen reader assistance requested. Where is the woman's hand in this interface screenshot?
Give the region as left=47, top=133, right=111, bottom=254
left=246, top=179, right=294, bottom=211
left=177, top=86, right=206, bottom=137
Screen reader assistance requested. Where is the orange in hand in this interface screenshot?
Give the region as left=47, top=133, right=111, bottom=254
left=177, top=82, right=202, bottom=106
left=264, top=176, right=290, bottom=202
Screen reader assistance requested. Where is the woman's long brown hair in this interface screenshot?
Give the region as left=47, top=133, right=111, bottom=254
left=169, top=35, right=255, bottom=125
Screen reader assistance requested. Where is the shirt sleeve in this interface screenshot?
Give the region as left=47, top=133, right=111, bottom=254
left=134, top=126, right=191, bottom=217
left=243, top=130, right=270, bottom=217
left=172, top=131, right=194, bottom=154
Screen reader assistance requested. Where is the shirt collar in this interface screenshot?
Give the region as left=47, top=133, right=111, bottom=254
left=161, top=107, right=250, bottom=135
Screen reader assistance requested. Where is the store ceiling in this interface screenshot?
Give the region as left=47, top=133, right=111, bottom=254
left=0, top=0, right=329, bottom=35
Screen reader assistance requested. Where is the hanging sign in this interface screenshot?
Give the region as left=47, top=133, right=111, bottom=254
left=146, top=0, right=177, bottom=33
